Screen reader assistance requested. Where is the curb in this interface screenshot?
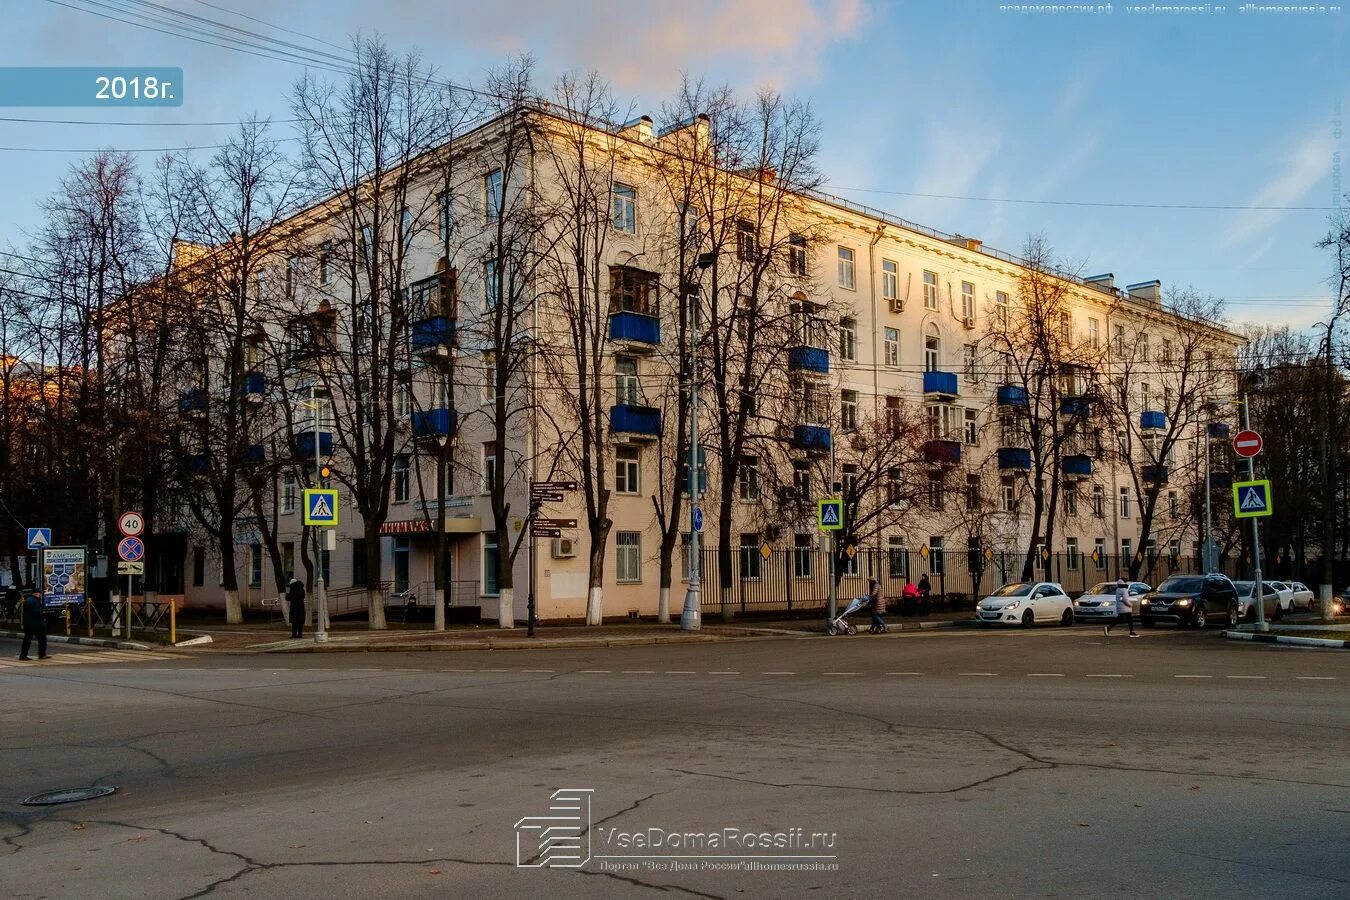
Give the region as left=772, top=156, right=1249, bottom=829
left=259, top=634, right=738, bottom=653
left=0, top=630, right=153, bottom=651
left=174, top=635, right=214, bottom=647
left=1223, top=630, right=1350, bottom=649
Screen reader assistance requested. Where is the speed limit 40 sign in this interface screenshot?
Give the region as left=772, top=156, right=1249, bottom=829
left=118, top=511, right=145, bottom=537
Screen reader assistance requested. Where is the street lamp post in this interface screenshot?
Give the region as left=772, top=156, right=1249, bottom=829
left=681, top=253, right=717, bottom=632
left=1241, top=392, right=1267, bottom=633
left=304, top=389, right=330, bottom=644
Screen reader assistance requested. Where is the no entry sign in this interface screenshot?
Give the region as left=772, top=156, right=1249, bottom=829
left=1233, top=430, right=1263, bottom=459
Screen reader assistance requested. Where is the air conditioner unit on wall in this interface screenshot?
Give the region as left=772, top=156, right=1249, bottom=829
left=962, top=316, right=975, bottom=330
left=888, top=298, right=904, bottom=313
left=552, top=537, right=576, bottom=559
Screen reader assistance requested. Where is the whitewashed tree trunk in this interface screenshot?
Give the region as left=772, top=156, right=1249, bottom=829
left=224, top=589, right=243, bottom=625
left=434, top=586, right=446, bottom=632
left=586, top=586, right=603, bottom=626
left=719, top=585, right=733, bottom=622
left=367, top=589, right=387, bottom=630
left=498, top=587, right=515, bottom=628
left=657, top=587, right=670, bottom=624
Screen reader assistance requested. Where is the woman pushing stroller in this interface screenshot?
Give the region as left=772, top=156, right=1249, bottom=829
left=865, top=578, right=887, bottom=633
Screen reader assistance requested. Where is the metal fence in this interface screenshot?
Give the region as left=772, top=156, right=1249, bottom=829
left=692, top=548, right=1258, bottom=617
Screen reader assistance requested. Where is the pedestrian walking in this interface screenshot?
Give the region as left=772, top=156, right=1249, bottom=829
left=1104, top=577, right=1138, bottom=637
left=19, top=585, right=50, bottom=661
left=286, top=578, right=306, bottom=639
left=866, top=578, right=887, bottom=633
left=917, top=573, right=932, bottom=609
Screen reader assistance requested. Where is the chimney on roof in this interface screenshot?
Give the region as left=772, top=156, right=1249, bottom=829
left=1126, top=280, right=1162, bottom=304
left=952, top=235, right=981, bottom=252
left=1084, top=273, right=1115, bottom=291
left=657, top=113, right=710, bottom=149
left=618, top=115, right=654, bottom=143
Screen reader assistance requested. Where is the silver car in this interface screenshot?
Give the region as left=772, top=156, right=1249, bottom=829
left=1073, top=581, right=1151, bottom=621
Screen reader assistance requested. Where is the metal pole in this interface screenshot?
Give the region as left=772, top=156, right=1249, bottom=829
left=314, top=395, right=329, bottom=643
left=680, top=285, right=702, bottom=632
left=1243, top=394, right=1267, bottom=632
left=527, top=501, right=538, bottom=638
left=1203, top=420, right=1212, bottom=571
left=826, top=427, right=837, bottom=624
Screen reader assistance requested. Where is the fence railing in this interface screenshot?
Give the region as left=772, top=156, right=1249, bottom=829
left=688, top=548, right=1258, bottom=616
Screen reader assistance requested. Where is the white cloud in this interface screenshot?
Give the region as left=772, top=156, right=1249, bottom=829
left=1222, top=130, right=1333, bottom=248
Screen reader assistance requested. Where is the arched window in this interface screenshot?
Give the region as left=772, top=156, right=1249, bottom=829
left=924, top=326, right=941, bottom=372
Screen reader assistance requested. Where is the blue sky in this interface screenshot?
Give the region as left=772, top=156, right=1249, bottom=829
left=3, top=0, right=1347, bottom=330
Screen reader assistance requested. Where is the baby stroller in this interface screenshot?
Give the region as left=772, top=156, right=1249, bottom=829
left=827, top=595, right=885, bottom=635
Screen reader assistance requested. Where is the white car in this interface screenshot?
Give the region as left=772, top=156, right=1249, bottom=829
left=1230, top=580, right=1283, bottom=625
left=1264, top=581, right=1296, bottom=613
left=1073, top=581, right=1151, bottom=623
left=977, top=582, right=1074, bottom=627
left=1286, top=581, right=1315, bottom=611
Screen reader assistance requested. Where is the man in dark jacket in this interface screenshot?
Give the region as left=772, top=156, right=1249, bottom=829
left=286, top=578, right=306, bottom=639
left=19, top=585, right=50, bottom=661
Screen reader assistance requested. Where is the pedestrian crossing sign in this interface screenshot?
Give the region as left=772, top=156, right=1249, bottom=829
left=1232, top=479, right=1272, bottom=519
left=817, top=498, right=843, bottom=531
left=303, top=488, right=340, bottom=526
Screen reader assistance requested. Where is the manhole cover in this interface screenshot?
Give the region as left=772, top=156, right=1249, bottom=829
left=22, top=786, right=117, bottom=806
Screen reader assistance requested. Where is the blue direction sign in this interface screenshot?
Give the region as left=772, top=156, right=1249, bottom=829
left=692, top=507, right=704, bottom=533
left=817, top=498, right=844, bottom=531
left=303, top=488, right=340, bottom=526
left=117, top=536, right=145, bottom=562
left=1232, top=479, right=1273, bottom=519
left=27, top=527, right=51, bottom=550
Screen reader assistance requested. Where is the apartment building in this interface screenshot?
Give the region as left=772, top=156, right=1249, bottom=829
left=173, top=105, right=1243, bottom=622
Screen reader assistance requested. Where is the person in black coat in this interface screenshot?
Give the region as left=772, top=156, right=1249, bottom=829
left=19, top=585, right=50, bottom=661
left=286, top=578, right=306, bottom=639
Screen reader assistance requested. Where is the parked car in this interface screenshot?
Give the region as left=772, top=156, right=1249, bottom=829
left=1285, top=581, right=1315, bottom=611
left=1263, top=580, right=1296, bottom=613
left=1073, top=581, right=1151, bottom=622
left=1139, top=574, right=1238, bottom=628
left=1230, top=580, right=1283, bottom=625
left=976, top=582, right=1074, bottom=627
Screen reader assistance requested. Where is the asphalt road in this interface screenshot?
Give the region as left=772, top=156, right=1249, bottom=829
left=2, top=627, right=1348, bottom=899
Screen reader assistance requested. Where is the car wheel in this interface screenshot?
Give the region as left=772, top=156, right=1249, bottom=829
left=1021, top=609, right=1035, bottom=628
left=1246, top=605, right=1257, bottom=624
left=1193, top=605, right=1207, bottom=629
left=1272, top=603, right=1283, bottom=622
left=1060, top=607, right=1074, bottom=626
left=1227, top=604, right=1239, bottom=628
left=826, top=622, right=838, bottom=636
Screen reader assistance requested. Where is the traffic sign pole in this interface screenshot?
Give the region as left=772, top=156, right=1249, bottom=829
left=1241, top=397, right=1267, bottom=633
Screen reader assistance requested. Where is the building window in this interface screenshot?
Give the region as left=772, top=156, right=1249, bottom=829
left=319, top=240, right=333, bottom=285
left=923, top=271, right=938, bottom=309
left=681, top=445, right=709, bottom=497
left=793, top=461, right=811, bottom=502
left=842, top=463, right=860, bottom=499
left=615, top=531, right=641, bottom=583
left=966, top=474, right=981, bottom=510
left=1092, top=485, right=1105, bottom=518
left=882, top=259, right=898, bottom=305
left=838, top=317, right=857, bottom=361
left=482, top=350, right=497, bottom=405
left=961, top=281, right=975, bottom=320
left=929, top=536, right=945, bottom=576
left=1095, top=538, right=1107, bottom=569
left=736, top=220, right=757, bottom=261
left=962, top=343, right=977, bottom=380
left=281, top=541, right=295, bottom=581
left=192, top=547, right=205, bottom=587
left=927, top=403, right=957, bottom=440
left=1059, top=312, right=1071, bottom=344
left=1140, top=335, right=1151, bottom=363
left=1067, top=537, right=1080, bottom=571
left=1001, top=477, right=1017, bottom=513
left=482, top=441, right=497, bottom=495
left=255, top=269, right=268, bottom=302
left=609, top=265, right=658, bottom=315
left=1119, top=487, right=1131, bottom=519
left=841, top=390, right=859, bottom=431
left=438, top=190, right=453, bottom=241
left=739, top=533, right=762, bottom=580
left=1088, top=318, right=1100, bottom=350
left=616, top=356, right=640, bottom=405
left=484, top=259, right=500, bottom=308
left=1065, top=485, right=1078, bottom=516
left=1162, top=339, right=1174, bottom=364
left=740, top=455, right=760, bottom=501
left=354, top=538, right=370, bottom=587
left=837, top=246, right=856, bottom=290
left=928, top=474, right=945, bottom=511
left=924, top=335, right=940, bottom=372
left=1113, top=324, right=1125, bottom=355
left=1168, top=490, right=1179, bottom=518
left=888, top=537, right=908, bottom=579
left=249, top=544, right=263, bottom=587
left=883, top=327, right=899, bottom=367
left=483, top=532, right=499, bottom=596
left=485, top=168, right=503, bottom=223
left=394, top=455, right=411, bottom=502
left=794, top=533, right=815, bottom=579
left=1121, top=538, right=1134, bottom=566
left=885, top=395, right=901, bottom=437
left=360, top=226, right=373, bottom=267
left=963, top=408, right=978, bottom=445
left=282, top=472, right=297, bottom=514
left=995, top=290, right=1009, bottom=327
left=789, top=234, right=807, bottom=276
left=610, top=182, right=637, bottom=234
left=616, top=445, right=640, bottom=494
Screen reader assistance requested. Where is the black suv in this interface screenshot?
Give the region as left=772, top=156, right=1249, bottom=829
left=1139, top=574, right=1238, bottom=628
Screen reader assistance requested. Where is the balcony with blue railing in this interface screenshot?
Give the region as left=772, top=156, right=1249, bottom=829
left=294, top=430, right=334, bottom=459
left=410, top=315, right=454, bottom=356
left=1140, top=410, right=1166, bottom=431
left=238, top=372, right=266, bottom=402
left=1060, top=396, right=1091, bottom=418
left=923, top=439, right=961, bottom=465
left=1143, top=464, right=1169, bottom=484
left=923, top=370, right=958, bottom=401
left=997, top=385, right=1028, bottom=408
left=608, top=311, right=661, bottom=349
left=178, top=388, right=207, bottom=415
left=791, top=424, right=832, bottom=454
left=413, top=407, right=457, bottom=442
left=787, top=345, right=830, bottom=375
left=1207, top=422, right=1231, bottom=440
left=998, top=447, right=1031, bottom=471
left=611, top=403, right=662, bottom=439
left=1063, top=454, right=1093, bottom=478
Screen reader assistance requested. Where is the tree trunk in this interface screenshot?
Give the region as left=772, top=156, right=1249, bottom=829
left=365, top=525, right=386, bottom=630
left=585, top=586, right=603, bottom=626
left=224, top=588, right=242, bottom=625
left=657, top=586, right=670, bottom=625
left=367, top=588, right=386, bottom=630
left=499, top=586, right=515, bottom=628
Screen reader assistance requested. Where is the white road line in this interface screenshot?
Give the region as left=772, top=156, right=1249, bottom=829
left=762, top=671, right=796, bottom=675
left=1027, top=673, right=1064, bottom=677
left=823, top=671, right=860, bottom=676
left=1296, top=676, right=1336, bottom=680
left=621, top=670, right=656, bottom=674
left=1174, top=675, right=1212, bottom=678
left=446, top=668, right=478, bottom=672
left=1085, top=674, right=1132, bottom=678
left=959, top=672, right=997, bottom=676
left=520, top=669, right=555, bottom=673
left=579, top=669, right=611, bottom=674
left=707, top=671, right=740, bottom=675
left=886, top=672, right=924, bottom=676
left=1226, top=675, right=1265, bottom=680
left=664, top=670, right=697, bottom=674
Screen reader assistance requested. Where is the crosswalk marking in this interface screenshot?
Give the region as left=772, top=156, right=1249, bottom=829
left=0, top=650, right=181, bottom=670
